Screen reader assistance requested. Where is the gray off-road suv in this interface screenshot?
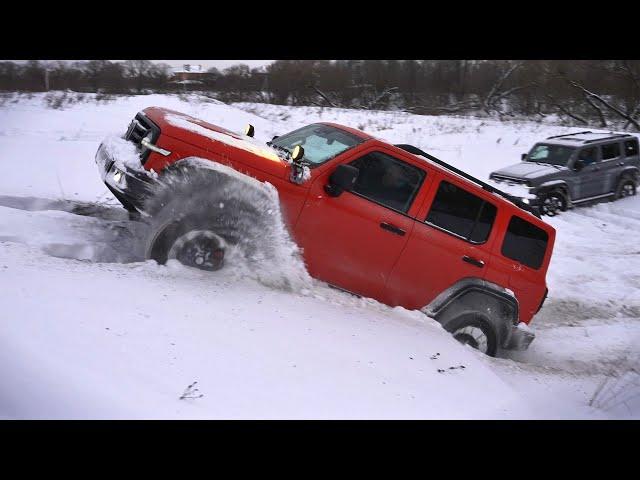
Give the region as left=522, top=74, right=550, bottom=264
left=489, top=131, right=639, bottom=216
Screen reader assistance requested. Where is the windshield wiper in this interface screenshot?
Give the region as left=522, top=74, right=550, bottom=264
left=532, top=161, right=563, bottom=169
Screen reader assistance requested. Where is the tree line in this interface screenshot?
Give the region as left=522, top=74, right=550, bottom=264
left=2, top=59, right=639, bottom=130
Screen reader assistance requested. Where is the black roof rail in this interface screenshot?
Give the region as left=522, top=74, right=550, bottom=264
left=394, top=144, right=540, bottom=218
left=546, top=130, right=592, bottom=139
left=583, top=133, right=631, bottom=144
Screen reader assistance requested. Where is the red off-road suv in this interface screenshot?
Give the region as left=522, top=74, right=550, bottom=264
left=96, top=107, right=556, bottom=356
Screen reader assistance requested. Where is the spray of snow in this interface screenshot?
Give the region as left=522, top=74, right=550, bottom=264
left=149, top=157, right=312, bottom=292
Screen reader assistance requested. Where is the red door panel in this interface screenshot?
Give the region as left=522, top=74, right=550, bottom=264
left=294, top=145, right=429, bottom=301
left=295, top=183, right=415, bottom=301
left=385, top=172, right=498, bottom=310
left=385, top=222, right=495, bottom=310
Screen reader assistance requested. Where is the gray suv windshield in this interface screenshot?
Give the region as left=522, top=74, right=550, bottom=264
left=527, top=144, right=575, bottom=166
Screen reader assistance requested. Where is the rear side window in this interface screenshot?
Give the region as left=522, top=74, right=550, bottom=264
left=624, top=139, right=639, bottom=157
left=349, top=151, right=425, bottom=213
left=502, top=216, right=549, bottom=270
left=601, top=143, right=621, bottom=160
left=425, top=180, right=497, bottom=243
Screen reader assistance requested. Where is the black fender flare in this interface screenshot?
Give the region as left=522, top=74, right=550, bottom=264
left=422, top=277, right=519, bottom=348
left=536, top=181, right=571, bottom=206
left=617, top=166, right=639, bottom=185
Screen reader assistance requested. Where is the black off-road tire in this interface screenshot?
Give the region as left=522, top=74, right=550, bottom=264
left=444, top=315, right=498, bottom=357
left=143, top=163, right=273, bottom=270
left=615, top=176, right=637, bottom=200
left=539, top=190, right=568, bottom=217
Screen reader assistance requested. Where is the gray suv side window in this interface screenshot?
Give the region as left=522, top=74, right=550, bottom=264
left=578, top=147, right=598, bottom=166
left=601, top=143, right=621, bottom=160
left=624, top=139, right=639, bottom=157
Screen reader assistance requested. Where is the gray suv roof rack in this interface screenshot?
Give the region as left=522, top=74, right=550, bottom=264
left=583, top=133, right=631, bottom=144
left=546, top=131, right=633, bottom=143
left=546, top=131, right=593, bottom=139
left=395, top=144, right=540, bottom=217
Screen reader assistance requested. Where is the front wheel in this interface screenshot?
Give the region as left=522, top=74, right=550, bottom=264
left=540, top=190, right=567, bottom=217
left=445, top=316, right=498, bottom=357
left=149, top=222, right=227, bottom=271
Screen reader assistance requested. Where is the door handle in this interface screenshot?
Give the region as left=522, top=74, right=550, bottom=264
left=380, top=222, right=406, bottom=236
left=462, top=255, right=485, bottom=268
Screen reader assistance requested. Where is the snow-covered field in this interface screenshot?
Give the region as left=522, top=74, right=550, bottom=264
left=1, top=93, right=638, bottom=419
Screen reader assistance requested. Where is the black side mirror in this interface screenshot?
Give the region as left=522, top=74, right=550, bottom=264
left=573, top=159, right=584, bottom=172
left=325, top=164, right=359, bottom=197
left=521, top=153, right=527, bottom=161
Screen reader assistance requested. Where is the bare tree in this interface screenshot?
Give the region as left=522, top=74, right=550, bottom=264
left=569, top=80, right=640, bottom=131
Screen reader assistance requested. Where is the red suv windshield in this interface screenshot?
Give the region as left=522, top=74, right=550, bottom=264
left=269, top=124, right=364, bottom=166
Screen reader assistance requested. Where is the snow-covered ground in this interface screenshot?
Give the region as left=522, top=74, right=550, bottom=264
left=1, top=93, right=638, bottom=419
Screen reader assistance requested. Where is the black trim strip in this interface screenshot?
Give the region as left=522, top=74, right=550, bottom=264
left=380, top=222, right=406, bottom=236
left=572, top=192, right=615, bottom=203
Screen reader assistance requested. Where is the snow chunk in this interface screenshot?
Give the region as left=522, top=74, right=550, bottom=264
left=100, top=135, right=145, bottom=173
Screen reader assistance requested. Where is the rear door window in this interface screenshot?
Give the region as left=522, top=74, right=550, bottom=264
left=624, top=139, right=639, bottom=157
left=425, top=180, right=497, bottom=243
left=502, top=216, right=549, bottom=270
left=349, top=151, right=426, bottom=214
left=601, top=143, right=621, bottom=160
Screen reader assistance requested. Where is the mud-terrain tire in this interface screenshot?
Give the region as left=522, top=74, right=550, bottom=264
left=615, top=176, right=637, bottom=200
left=444, top=315, right=498, bottom=357
left=143, top=162, right=276, bottom=271
left=539, top=190, right=568, bottom=217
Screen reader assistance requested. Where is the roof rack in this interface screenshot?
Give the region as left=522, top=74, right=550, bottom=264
left=395, top=144, right=540, bottom=217
left=583, top=133, right=631, bottom=144
left=546, top=131, right=592, bottom=139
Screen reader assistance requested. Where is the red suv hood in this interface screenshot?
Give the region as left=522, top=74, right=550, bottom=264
left=144, top=107, right=289, bottom=178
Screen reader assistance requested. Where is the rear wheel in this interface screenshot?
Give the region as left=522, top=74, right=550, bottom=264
left=615, top=177, right=636, bottom=199
left=540, top=190, right=567, bottom=217
left=445, top=316, right=498, bottom=357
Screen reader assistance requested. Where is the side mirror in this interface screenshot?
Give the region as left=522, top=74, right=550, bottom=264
left=325, top=164, right=359, bottom=197
left=244, top=124, right=255, bottom=137
left=271, top=135, right=279, bottom=142
left=291, top=145, right=304, bottom=162
left=289, top=145, right=306, bottom=184
left=521, top=153, right=527, bottom=161
left=573, top=159, right=584, bottom=172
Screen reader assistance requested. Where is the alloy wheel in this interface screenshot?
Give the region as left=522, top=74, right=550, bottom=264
left=168, top=230, right=226, bottom=271
left=452, top=326, right=489, bottom=354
